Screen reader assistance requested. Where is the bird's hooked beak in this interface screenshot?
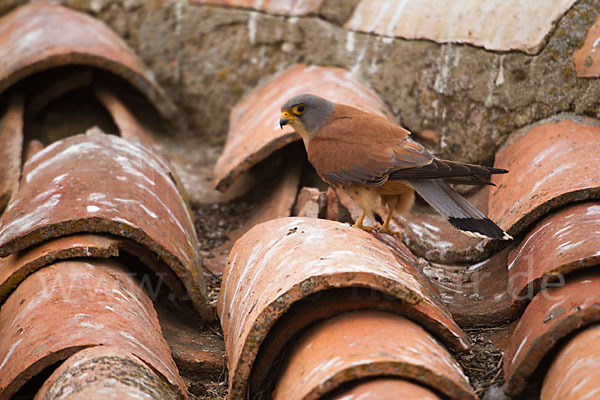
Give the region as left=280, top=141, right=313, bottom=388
left=279, top=111, right=298, bottom=129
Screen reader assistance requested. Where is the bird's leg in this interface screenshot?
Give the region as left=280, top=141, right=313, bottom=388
left=375, top=197, right=402, bottom=238
left=352, top=210, right=373, bottom=232
left=381, top=211, right=394, bottom=231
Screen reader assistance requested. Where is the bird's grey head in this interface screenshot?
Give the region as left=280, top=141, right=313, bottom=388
left=280, top=94, right=335, bottom=139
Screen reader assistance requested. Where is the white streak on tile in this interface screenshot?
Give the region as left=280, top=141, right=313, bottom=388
left=0, top=338, right=23, bottom=371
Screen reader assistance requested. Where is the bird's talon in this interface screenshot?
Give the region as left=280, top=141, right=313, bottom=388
left=355, top=224, right=373, bottom=232
left=376, top=224, right=403, bottom=239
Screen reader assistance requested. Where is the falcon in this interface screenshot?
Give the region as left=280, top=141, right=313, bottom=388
left=279, top=94, right=511, bottom=240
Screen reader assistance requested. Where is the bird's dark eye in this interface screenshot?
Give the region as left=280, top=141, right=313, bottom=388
left=293, top=104, right=306, bottom=114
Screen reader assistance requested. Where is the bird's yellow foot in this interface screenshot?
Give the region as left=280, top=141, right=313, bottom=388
left=352, top=222, right=374, bottom=232
left=374, top=222, right=403, bottom=238
left=350, top=211, right=374, bottom=232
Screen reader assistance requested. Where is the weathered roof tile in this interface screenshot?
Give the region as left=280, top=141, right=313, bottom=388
left=204, top=154, right=302, bottom=274
left=0, top=129, right=210, bottom=318
left=33, top=346, right=181, bottom=400
left=273, top=311, right=475, bottom=400
left=0, top=259, right=186, bottom=399
left=504, top=270, right=600, bottom=396
left=0, top=234, right=119, bottom=305
left=489, top=115, right=600, bottom=237
left=218, top=217, right=469, bottom=399
left=330, top=378, right=442, bottom=400
left=0, top=93, right=23, bottom=215
left=292, top=187, right=323, bottom=218
left=541, top=324, right=600, bottom=400
left=0, top=1, right=175, bottom=119
left=508, top=202, right=600, bottom=305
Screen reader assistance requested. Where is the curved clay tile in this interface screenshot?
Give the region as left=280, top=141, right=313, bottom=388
left=205, top=154, right=302, bottom=274
left=0, top=233, right=186, bottom=307
left=489, top=114, right=600, bottom=237
left=504, top=270, right=600, bottom=396
left=0, top=1, right=176, bottom=119
left=423, top=248, right=517, bottom=327
left=330, top=378, right=442, bottom=400
left=273, top=311, right=475, bottom=400
left=541, top=324, right=600, bottom=400
left=218, top=217, right=469, bottom=399
left=189, top=0, right=325, bottom=15
left=0, top=94, right=23, bottom=217
left=0, top=129, right=210, bottom=319
left=33, top=346, right=181, bottom=400
left=507, top=202, right=600, bottom=305
left=0, top=259, right=186, bottom=399
left=213, top=63, right=395, bottom=192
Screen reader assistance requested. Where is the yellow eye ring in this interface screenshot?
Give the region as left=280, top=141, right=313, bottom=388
left=293, top=104, right=306, bottom=115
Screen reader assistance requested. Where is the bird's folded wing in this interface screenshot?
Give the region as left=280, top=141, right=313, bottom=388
left=307, top=107, right=434, bottom=186
left=388, top=159, right=508, bottom=181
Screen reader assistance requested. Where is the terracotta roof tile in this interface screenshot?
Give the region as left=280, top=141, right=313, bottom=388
left=204, top=154, right=302, bottom=274
left=0, top=1, right=175, bottom=119
left=273, top=311, right=475, bottom=400
left=0, top=130, right=210, bottom=318
left=157, top=302, right=226, bottom=379
left=292, top=187, right=323, bottom=218
left=188, top=0, right=325, bottom=16
left=24, top=139, right=44, bottom=163
left=214, top=63, right=394, bottom=192
left=0, top=259, right=186, bottom=399
left=0, top=93, right=23, bottom=215
left=573, top=14, right=600, bottom=78
left=3, top=2, right=596, bottom=397
left=330, top=378, right=442, bottom=400
left=345, top=0, right=577, bottom=54
left=424, top=248, right=517, bottom=327
left=33, top=346, right=181, bottom=400
left=507, top=202, right=600, bottom=305
left=540, top=324, right=600, bottom=400
left=489, top=114, right=600, bottom=237
left=27, top=69, right=94, bottom=120
left=504, top=270, right=600, bottom=396
left=0, top=234, right=119, bottom=305
left=324, top=186, right=339, bottom=221
left=94, top=86, right=158, bottom=145
left=218, top=217, right=469, bottom=399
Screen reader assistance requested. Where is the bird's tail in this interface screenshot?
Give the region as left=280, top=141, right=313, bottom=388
left=409, top=179, right=512, bottom=240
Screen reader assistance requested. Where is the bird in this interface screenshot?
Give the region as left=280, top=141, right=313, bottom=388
left=279, top=93, right=512, bottom=240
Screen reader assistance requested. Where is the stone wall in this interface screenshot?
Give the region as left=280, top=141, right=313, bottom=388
left=3, top=0, right=599, bottom=165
